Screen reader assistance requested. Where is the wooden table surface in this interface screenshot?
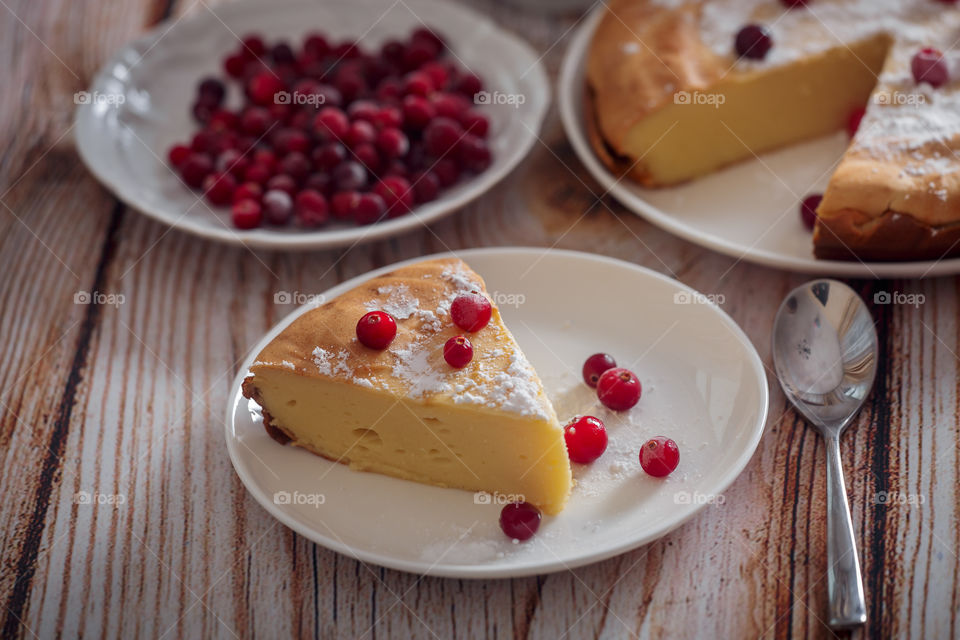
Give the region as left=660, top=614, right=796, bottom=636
left=1, top=0, right=958, bottom=638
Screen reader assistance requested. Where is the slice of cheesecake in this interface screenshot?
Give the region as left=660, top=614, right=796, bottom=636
left=241, top=258, right=572, bottom=515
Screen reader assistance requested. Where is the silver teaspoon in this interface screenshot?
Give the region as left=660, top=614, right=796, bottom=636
left=772, top=279, right=877, bottom=629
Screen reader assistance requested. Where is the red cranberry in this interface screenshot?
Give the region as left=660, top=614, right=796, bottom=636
left=780, top=0, right=809, bottom=6
left=197, top=77, right=226, bottom=105
left=224, top=53, right=248, bottom=78
left=168, top=144, right=191, bottom=168
left=412, top=171, right=440, bottom=203
left=582, top=353, right=617, bottom=388
left=215, top=149, right=249, bottom=179
left=202, top=171, right=237, bottom=205
left=912, top=47, right=949, bottom=88
left=348, top=100, right=380, bottom=122
left=450, top=293, right=492, bottom=332
left=233, top=182, right=263, bottom=204
left=403, top=40, right=439, bottom=70
left=209, top=109, right=240, bottom=132
left=266, top=173, right=297, bottom=196
left=433, top=158, right=460, bottom=187
left=271, top=42, right=295, bottom=65
left=313, top=107, right=350, bottom=141
left=231, top=199, right=262, bottom=229
left=181, top=153, right=213, bottom=188
left=240, top=34, right=266, bottom=58
left=735, top=24, right=773, bottom=60
left=374, top=176, right=414, bottom=217
left=424, top=117, right=463, bottom=156
left=313, top=142, right=347, bottom=171
left=372, top=106, right=403, bottom=129
left=847, top=107, right=866, bottom=138
left=243, top=163, right=273, bottom=185
left=420, top=61, right=449, bottom=91
left=262, top=189, right=293, bottom=225
left=352, top=143, right=382, bottom=174
left=354, top=193, right=386, bottom=225
left=190, top=130, right=218, bottom=153
left=294, top=189, right=329, bottom=227
left=402, top=95, right=436, bottom=130
left=443, top=335, right=474, bottom=368
left=356, top=310, right=397, bottom=349
left=412, top=27, right=446, bottom=52
left=432, top=93, right=469, bottom=120
left=380, top=40, right=405, bottom=62
left=333, top=161, right=368, bottom=191
left=376, top=78, right=404, bottom=103
left=596, top=368, right=642, bottom=411
left=240, top=106, right=272, bottom=135
left=247, top=71, right=285, bottom=106
left=331, top=191, right=361, bottom=219
left=461, top=110, right=490, bottom=137
left=251, top=149, right=278, bottom=171
left=639, top=437, right=680, bottom=477
left=334, top=71, right=365, bottom=102
left=800, top=194, right=822, bottom=231
left=457, top=135, right=491, bottom=172
left=563, top=416, right=608, bottom=464
left=345, top=120, right=376, bottom=147
left=404, top=71, right=433, bottom=97
left=303, top=172, right=332, bottom=195
left=499, top=502, right=540, bottom=541
left=279, top=152, right=311, bottom=182
left=455, top=73, right=483, bottom=99
left=273, top=128, right=310, bottom=155
left=376, top=127, right=409, bottom=158
left=303, top=33, right=330, bottom=57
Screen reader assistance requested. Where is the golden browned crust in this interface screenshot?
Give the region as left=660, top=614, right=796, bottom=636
left=813, top=209, right=960, bottom=261
left=241, top=376, right=292, bottom=444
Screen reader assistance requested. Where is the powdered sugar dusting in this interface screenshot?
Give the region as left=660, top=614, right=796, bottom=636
left=367, top=284, right=420, bottom=319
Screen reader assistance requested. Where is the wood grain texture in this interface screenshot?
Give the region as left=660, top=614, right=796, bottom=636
left=0, top=0, right=957, bottom=638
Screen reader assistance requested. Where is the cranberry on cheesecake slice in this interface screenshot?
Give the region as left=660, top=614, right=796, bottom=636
left=242, top=258, right=572, bottom=515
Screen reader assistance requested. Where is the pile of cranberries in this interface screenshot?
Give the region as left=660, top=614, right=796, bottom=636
left=166, top=28, right=493, bottom=230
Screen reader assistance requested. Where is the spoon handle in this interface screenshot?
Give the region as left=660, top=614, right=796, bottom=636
left=824, top=432, right=867, bottom=628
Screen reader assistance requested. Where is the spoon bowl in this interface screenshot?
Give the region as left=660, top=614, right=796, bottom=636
left=772, top=279, right=878, bottom=629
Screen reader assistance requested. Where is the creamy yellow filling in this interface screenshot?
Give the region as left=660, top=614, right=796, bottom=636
left=253, top=368, right=573, bottom=515
left=624, top=35, right=890, bottom=185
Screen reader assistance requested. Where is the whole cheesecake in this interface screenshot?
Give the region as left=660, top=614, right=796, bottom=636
left=242, top=258, right=573, bottom=515
left=587, top=0, right=960, bottom=261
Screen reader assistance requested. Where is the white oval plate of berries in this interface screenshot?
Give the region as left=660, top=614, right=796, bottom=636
left=226, top=248, right=769, bottom=578
left=557, top=5, right=960, bottom=277
left=75, top=0, right=549, bottom=249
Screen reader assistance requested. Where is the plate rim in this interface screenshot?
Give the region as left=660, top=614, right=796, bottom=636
left=556, top=6, right=960, bottom=279
left=224, top=246, right=771, bottom=578
left=74, top=0, right=550, bottom=250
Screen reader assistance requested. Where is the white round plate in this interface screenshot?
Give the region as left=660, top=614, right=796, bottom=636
left=75, top=0, right=549, bottom=250
left=558, top=7, right=960, bottom=278
left=226, top=247, right=769, bottom=578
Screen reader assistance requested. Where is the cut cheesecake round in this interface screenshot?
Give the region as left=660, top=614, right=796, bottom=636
left=241, top=259, right=572, bottom=515
left=587, top=0, right=960, bottom=261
